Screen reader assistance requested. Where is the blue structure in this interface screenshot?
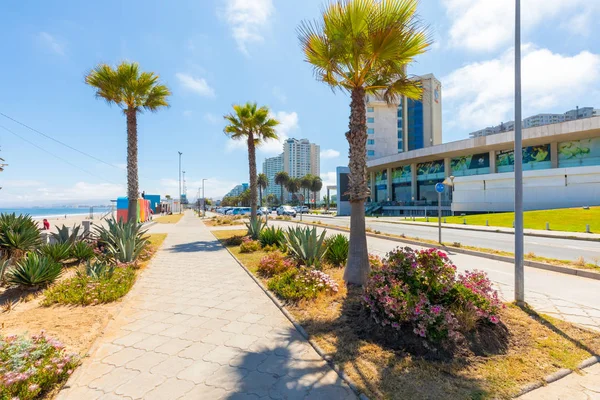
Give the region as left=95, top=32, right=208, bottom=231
left=144, top=194, right=161, bottom=212
left=407, top=99, right=424, bottom=151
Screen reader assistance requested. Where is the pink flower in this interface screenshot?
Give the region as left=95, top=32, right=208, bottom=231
left=489, top=315, right=499, bottom=324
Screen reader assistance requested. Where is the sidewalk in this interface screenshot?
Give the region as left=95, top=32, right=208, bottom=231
left=57, top=212, right=356, bottom=399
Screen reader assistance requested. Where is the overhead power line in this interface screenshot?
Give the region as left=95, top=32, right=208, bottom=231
left=0, top=124, right=120, bottom=185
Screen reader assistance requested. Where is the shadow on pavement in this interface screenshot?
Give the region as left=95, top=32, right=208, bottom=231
left=168, top=240, right=223, bottom=253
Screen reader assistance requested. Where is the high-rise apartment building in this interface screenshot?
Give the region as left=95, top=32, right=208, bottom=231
left=262, top=154, right=283, bottom=199
left=283, top=138, right=320, bottom=178
left=365, top=73, right=442, bottom=160
left=224, top=183, right=249, bottom=198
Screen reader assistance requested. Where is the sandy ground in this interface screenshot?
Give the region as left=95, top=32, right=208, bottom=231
left=35, top=212, right=116, bottom=232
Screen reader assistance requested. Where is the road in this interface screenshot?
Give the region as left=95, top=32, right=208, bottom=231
left=290, top=214, right=600, bottom=263
left=268, top=219, right=600, bottom=332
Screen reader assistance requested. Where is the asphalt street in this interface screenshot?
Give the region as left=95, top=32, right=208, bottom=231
left=293, top=214, right=600, bottom=263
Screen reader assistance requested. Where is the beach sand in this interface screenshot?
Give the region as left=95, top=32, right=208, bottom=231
left=35, top=212, right=116, bottom=231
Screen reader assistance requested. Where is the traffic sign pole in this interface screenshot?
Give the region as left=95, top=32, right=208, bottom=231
left=435, top=182, right=445, bottom=245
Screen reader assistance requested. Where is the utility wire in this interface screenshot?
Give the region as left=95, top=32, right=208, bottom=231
left=0, top=111, right=122, bottom=170
left=0, top=124, right=120, bottom=185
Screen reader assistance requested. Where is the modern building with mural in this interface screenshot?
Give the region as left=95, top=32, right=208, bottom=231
left=341, top=117, right=600, bottom=216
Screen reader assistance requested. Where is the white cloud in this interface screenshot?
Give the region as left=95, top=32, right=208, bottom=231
left=204, top=113, right=220, bottom=125
left=226, top=110, right=299, bottom=155
left=176, top=73, right=215, bottom=97
left=320, top=149, right=340, bottom=159
left=38, top=32, right=65, bottom=55
left=442, top=44, right=600, bottom=132
left=443, top=0, right=600, bottom=52
left=221, top=0, right=274, bottom=54
left=272, top=86, right=287, bottom=103
left=158, top=177, right=240, bottom=199
left=320, top=171, right=337, bottom=188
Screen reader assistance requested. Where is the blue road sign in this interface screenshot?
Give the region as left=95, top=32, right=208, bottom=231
left=435, top=182, right=445, bottom=193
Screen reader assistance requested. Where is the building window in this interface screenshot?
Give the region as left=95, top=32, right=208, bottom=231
left=367, top=139, right=375, bottom=145
left=367, top=128, right=374, bottom=134
left=367, top=107, right=374, bottom=112
left=367, top=150, right=375, bottom=156
left=367, top=117, right=375, bottom=123
left=397, top=141, right=403, bottom=150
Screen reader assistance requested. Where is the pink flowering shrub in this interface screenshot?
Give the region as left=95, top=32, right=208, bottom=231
left=239, top=237, right=261, bottom=253
left=257, top=251, right=295, bottom=277
left=0, top=332, right=78, bottom=400
left=268, top=268, right=339, bottom=301
left=363, top=247, right=503, bottom=342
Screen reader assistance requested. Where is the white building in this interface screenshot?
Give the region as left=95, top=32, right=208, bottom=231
left=283, top=138, right=320, bottom=178
left=469, top=121, right=515, bottom=138
left=262, top=154, right=283, bottom=200
left=365, top=73, right=442, bottom=160
left=224, top=183, right=248, bottom=198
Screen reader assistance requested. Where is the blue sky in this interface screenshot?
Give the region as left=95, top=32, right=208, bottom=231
left=1, top=0, right=599, bottom=206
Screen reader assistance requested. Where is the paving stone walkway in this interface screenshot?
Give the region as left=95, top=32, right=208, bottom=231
left=518, top=364, right=600, bottom=399
left=57, top=212, right=356, bottom=400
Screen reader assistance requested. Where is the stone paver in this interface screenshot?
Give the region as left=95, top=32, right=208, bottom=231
left=57, top=212, right=356, bottom=399
left=518, top=363, right=600, bottom=399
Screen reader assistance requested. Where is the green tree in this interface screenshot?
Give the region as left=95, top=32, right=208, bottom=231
left=239, top=189, right=251, bottom=207
left=224, top=102, right=279, bottom=220
left=257, top=173, right=268, bottom=206
left=274, top=171, right=290, bottom=205
left=286, top=178, right=300, bottom=204
left=266, top=193, right=278, bottom=206
left=298, top=0, right=430, bottom=285
left=86, top=62, right=171, bottom=222
left=310, top=176, right=323, bottom=208
left=300, top=175, right=314, bottom=207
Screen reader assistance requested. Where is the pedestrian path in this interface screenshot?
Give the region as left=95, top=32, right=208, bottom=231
left=518, top=363, right=600, bottom=399
left=57, top=212, right=356, bottom=400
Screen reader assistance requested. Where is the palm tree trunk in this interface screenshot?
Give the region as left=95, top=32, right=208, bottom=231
left=126, top=109, right=139, bottom=223
left=280, top=185, right=284, bottom=205
left=247, top=132, right=258, bottom=220
left=343, top=87, right=370, bottom=286
left=259, top=187, right=263, bottom=207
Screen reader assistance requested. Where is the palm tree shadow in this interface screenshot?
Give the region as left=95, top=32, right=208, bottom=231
left=168, top=240, right=222, bottom=253
left=225, top=328, right=357, bottom=399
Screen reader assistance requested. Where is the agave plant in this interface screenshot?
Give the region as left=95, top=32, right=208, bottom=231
left=6, top=252, right=62, bottom=288
left=284, top=226, right=329, bottom=268
left=80, top=260, right=115, bottom=280
left=259, top=226, right=285, bottom=248
left=51, top=224, right=82, bottom=244
left=71, top=241, right=95, bottom=262
left=0, top=213, right=41, bottom=264
left=95, top=218, right=149, bottom=263
left=38, top=242, right=73, bottom=263
left=246, top=217, right=267, bottom=240
left=324, top=234, right=349, bottom=267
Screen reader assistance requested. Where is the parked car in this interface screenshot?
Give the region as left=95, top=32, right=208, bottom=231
left=277, top=206, right=297, bottom=217
left=225, top=208, right=235, bottom=215
left=297, top=206, right=309, bottom=214
left=239, top=207, right=251, bottom=216
left=271, top=206, right=278, bottom=212
left=257, top=207, right=270, bottom=216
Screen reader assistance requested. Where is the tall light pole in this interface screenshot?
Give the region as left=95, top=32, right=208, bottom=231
left=514, top=0, right=525, bottom=305
left=178, top=151, right=182, bottom=214
left=201, top=178, right=207, bottom=218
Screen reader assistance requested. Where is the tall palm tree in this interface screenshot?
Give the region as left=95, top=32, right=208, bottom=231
left=299, top=0, right=430, bottom=285
left=86, top=62, right=171, bottom=222
left=274, top=171, right=290, bottom=205
left=257, top=173, right=268, bottom=206
left=310, top=176, right=323, bottom=209
left=224, top=102, right=279, bottom=220
left=300, top=175, right=314, bottom=207
left=266, top=193, right=277, bottom=206
left=286, top=178, right=300, bottom=204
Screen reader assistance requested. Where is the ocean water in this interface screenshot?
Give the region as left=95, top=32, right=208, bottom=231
left=0, top=207, right=113, bottom=219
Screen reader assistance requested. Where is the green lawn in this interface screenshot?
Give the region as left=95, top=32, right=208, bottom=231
left=413, top=206, right=599, bottom=233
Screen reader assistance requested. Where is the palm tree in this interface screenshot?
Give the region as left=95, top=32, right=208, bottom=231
left=86, top=62, right=171, bottom=222
left=224, top=102, right=279, bottom=220
left=257, top=173, right=268, bottom=206
left=300, top=175, right=314, bottom=207
left=310, top=176, right=323, bottom=209
left=274, top=171, right=290, bottom=205
left=298, top=0, right=430, bottom=285
left=286, top=178, right=300, bottom=204
left=266, top=193, right=277, bottom=206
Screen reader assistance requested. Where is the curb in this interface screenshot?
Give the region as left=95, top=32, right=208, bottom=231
left=515, top=355, right=600, bottom=398
left=365, top=219, right=600, bottom=242
left=291, top=221, right=600, bottom=281
left=212, top=232, right=370, bottom=400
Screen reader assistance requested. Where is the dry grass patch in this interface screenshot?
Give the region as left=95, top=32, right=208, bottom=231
left=154, top=213, right=184, bottom=224
left=211, top=229, right=600, bottom=399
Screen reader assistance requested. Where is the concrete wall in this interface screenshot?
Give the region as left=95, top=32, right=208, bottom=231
left=367, top=102, right=400, bottom=159
left=452, top=165, right=600, bottom=213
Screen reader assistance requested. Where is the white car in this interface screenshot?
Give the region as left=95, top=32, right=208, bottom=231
left=257, top=207, right=270, bottom=216
left=277, top=206, right=297, bottom=217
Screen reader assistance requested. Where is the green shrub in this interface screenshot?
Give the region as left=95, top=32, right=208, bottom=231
left=43, top=266, right=136, bottom=306
left=239, top=238, right=261, bottom=253
left=79, top=260, right=115, bottom=280
left=71, top=241, right=95, bottom=262
left=39, top=242, right=72, bottom=263
left=246, top=217, right=266, bottom=240
left=95, top=218, right=149, bottom=263
left=0, top=213, right=41, bottom=263
left=324, top=234, right=349, bottom=267
left=284, top=226, right=328, bottom=268
left=259, top=226, right=285, bottom=248
left=262, top=244, right=279, bottom=252
left=0, top=332, right=79, bottom=400
left=6, top=253, right=62, bottom=288
left=267, top=268, right=338, bottom=301
left=51, top=224, right=81, bottom=244
left=223, top=235, right=244, bottom=246
left=257, top=251, right=294, bottom=277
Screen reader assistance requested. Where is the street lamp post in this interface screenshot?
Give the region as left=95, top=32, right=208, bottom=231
left=514, top=0, right=525, bottom=305
left=178, top=151, right=183, bottom=214
left=201, top=179, right=207, bottom=218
